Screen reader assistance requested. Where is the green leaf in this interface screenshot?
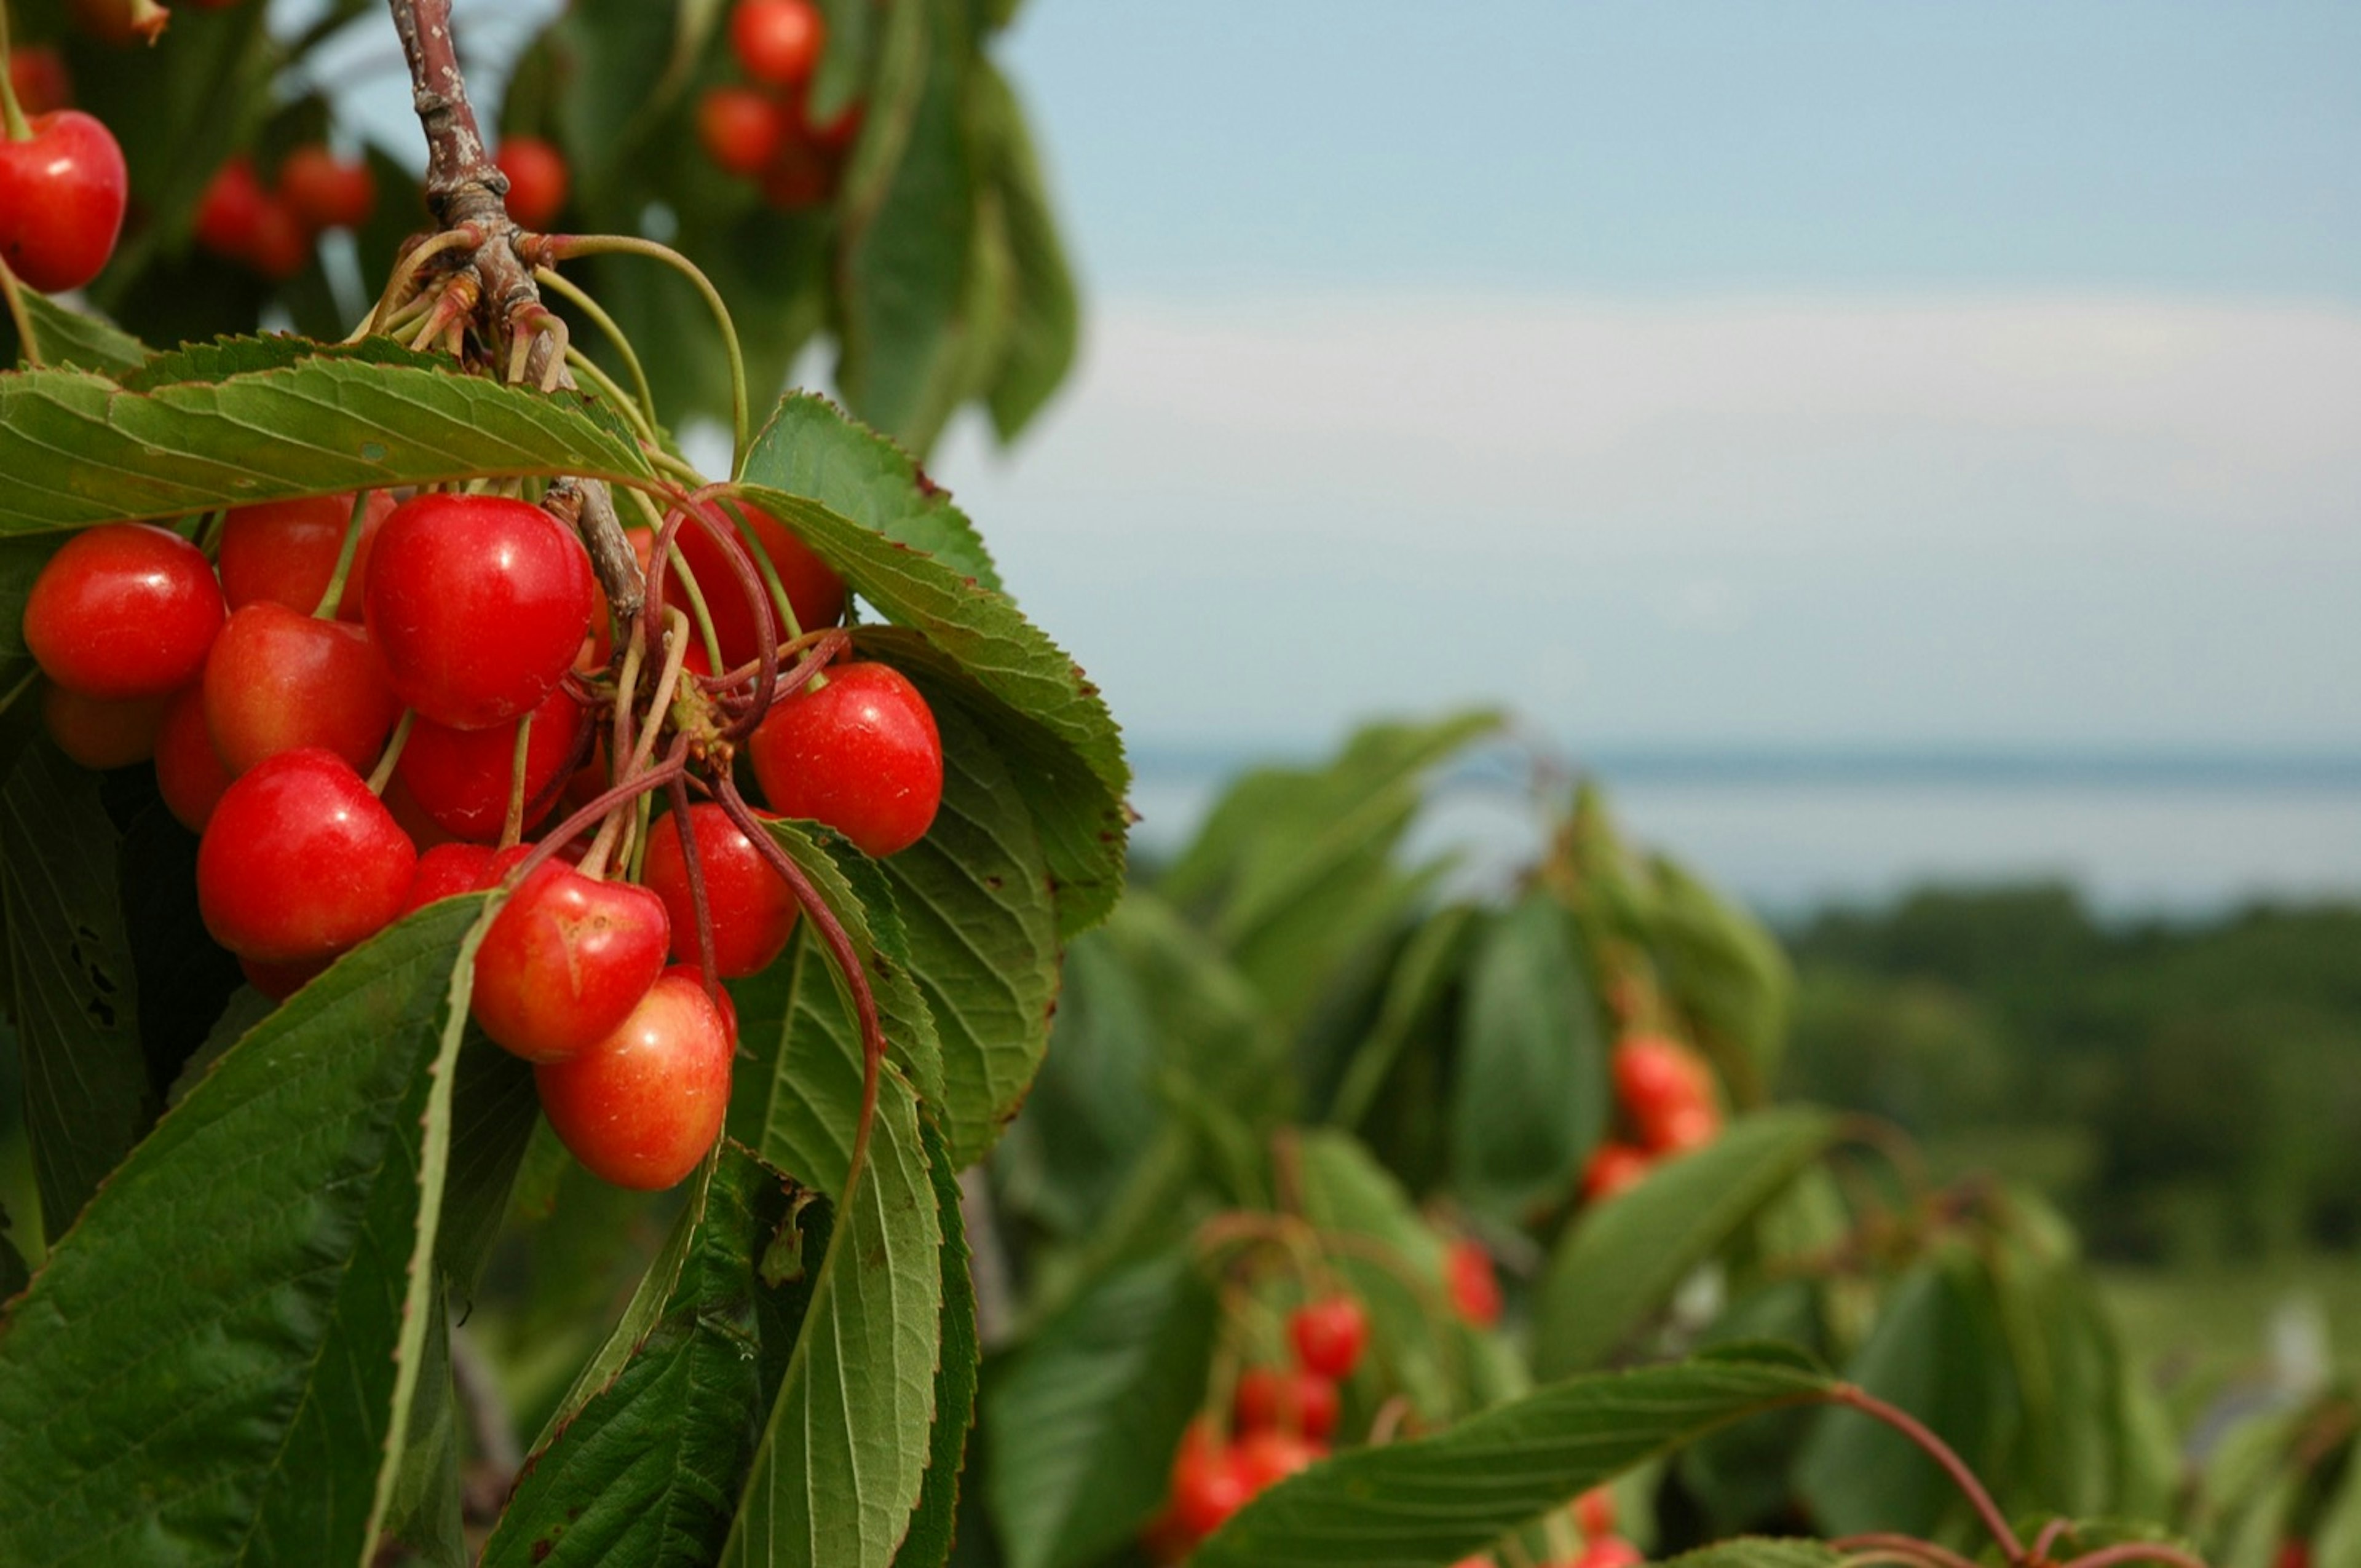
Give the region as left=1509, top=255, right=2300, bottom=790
left=0, top=349, right=656, bottom=534
left=972, top=63, right=1078, bottom=443
left=1, top=735, right=152, bottom=1240
left=2314, top=1433, right=2361, bottom=1568
left=1193, top=1357, right=1835, bottom=1568
left=720, top=1069, right=944, bottom=1567
left=1450, top=894, right=1607, bottom=1223
left=729, top=818, right=943, bottom=1191
left=0, top=898, right=485, bottom=1566
left=880, top=699, right=1058, bottom=1168
left=894, top=1116, right=983, bottom=1568
left=1535, top=1109, right=1840, bottom=1379
left=1, top=289, right=151, bottom=374
left=1327, top=901, right=1481, bottom=1130
left=1795, top=1245, right=2022, bottom=1542
left=0, top=1199, right=28, bottom=1301
left=481, top=1147, right=818, bottom=1568
left=438, top=1034, right=543, bottom=1299
left=1646, top=852, right=1792, bottom=1100
left=984, top=1250, right=1220, bottom=1568
left=743, top=391, right=1002, bottom=593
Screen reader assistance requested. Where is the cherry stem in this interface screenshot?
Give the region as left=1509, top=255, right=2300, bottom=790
left=548, top=234, right=749, bottom=469
left=714, top=776, right=886, bottom=1165
left=1831, top=1535, right=1985, bottom=1568
left=706, top=491, right=807, bottom=650
left=1829, top=1385, right=2023, bottom=1562
left=2055, top=1548, right=2212, bottom=1568
left=532, top=265, right=658, bottom=431
left=349, top=226, right=480, bottom=342
left=2030, top=1519, right=2075, bottom=1564
left=0, top=6, right=30, bottom=143
left=0, top=258, right=40, bottom=366
left=643, top=492, right=778, bottom=731
left=498, top=710, right=534, bottom=850
left=310, top=490, right=373, bottom=620
left=507, top=736, right=689, bottom=889
left=666, top=773, right=720, bottom=1004
left=624, top=608, right=694, bottom=784
left=366, top=711, right=416, bottom=796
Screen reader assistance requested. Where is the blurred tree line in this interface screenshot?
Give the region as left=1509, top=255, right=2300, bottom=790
left=1781, top=884, right=2361, bottom=1266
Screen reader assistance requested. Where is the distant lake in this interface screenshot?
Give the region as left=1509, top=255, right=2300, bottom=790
left=1126, top=749, right=2361, bottom=918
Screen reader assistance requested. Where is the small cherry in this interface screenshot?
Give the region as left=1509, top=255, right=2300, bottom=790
left=42, top=683, right=169, bottom=770
left=153, top=684, right=231, bottom=832
left=245, top=195, right=310, bottom=280
left=730, top=0, right=825, bottom=87
left=1288, top=1296, right=1368, bottom=1380
left=1647, top=1100, right=1722, bottom=1156
left=1166, top=1421, right=1250, bottom=1542
left=804, top=95, right=863, bottom=154
left=196, top=747, right=417, bottom=963
left=202, top=602, right=401, bottom=776
left=396, top=684, right=585, bottom=841
left=193, top=156, right=269, bottom=258
left=365, top=492, right=594, bottom=731
left=9, top=47, right=71, bottom=117
left=23, top=523, right=226, bottom=699
left=535, top=971, right=733, bottom=1190
left=760, top=141, right=832, bottom=211
left=1573, top=1487, right=1617, bottom=1540
left=276, top=144, right=375, bottom=231
left=664, top=502, right=845, bottom=669
left=216, top=491, right=391, bottom=620
left=640, top=802, right=799, bottom=978
left=746, top=662, right=943, bottom=857
left=1570, top=1537, right=1644, bottom=1568
left=0, top=108, right=128, bottom=293
left=698, top=87, right=789, bottom=178
left=494, top=137, right=569, bottom=229
left=1234, top=1366, right=1340, bottom=1443
left=1581, top=1141, right=1652, bottom=1204
left=1231, top=1429, right=1321, bottom=1492
left=470, top=861, right=670, bottom=1062
left=1445, top=1238, right=1502, bottom=1327
left=1612, top=1035, right=1709, bottom=1127
left=403, top=842, right=499, bottom=913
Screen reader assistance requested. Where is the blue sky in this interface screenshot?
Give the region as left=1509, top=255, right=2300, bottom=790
left=927, top=1, right=2361, bottom=754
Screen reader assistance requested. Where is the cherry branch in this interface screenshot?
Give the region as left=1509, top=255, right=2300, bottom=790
left=1829, top=1384, right=2024, bottom=1562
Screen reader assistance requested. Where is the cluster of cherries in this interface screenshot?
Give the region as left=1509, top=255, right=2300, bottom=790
left=193, top=145, right=377, bottom=280
left=697, top=0, right=861, bottom=209
left=0, top=50, right=128, bottom=294
left=1450, top=1487, right=1641, bottom=1568
left=21, top=487, right=947, bottom=1192
left=1150, top=1294, right=1371, bottom=1554
left=1581, top=1033, right=1725, bottom=1203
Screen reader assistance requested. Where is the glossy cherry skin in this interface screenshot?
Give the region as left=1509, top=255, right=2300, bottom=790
left=730, top=0, right=825, bottom=86
left=1573, top=1486, right=1616, bottom=1540
left=698, top=87, right=789, bottom=178
left=746, top=663, right=941, bottom=857
left=197, top=747, right=417, bottom=963
left=245, top=195, right=310, bottom=280
left=494, top=138, right=569, bottom=229
left=217, top=491, right=390, bottom=620
left=1570, top=1537, right=1644, bottom=1568
left=397, top=685, right=585, bottom=841
left=663, top=961, right=738, bottom=1048
left=0, top=110, right=128, bottom=293
left=535, top=972, right=733, bottom=1191
left=9, top=47, right=73, bottom=117
left=202, top=602, right=401, bottom=776
left=470, top=862, right=670, bottom=1063
left=153, top=684, right=231, bottom=830
left=42, top=684, right=169, bottom=770
left=1231, top=1429, right=1321, bottom=1492
left=1234, top=1366, right=1340, bottom=1442
left=24, top=524, right=226, bottom=699
left=402, top=842, right=498, bottom=913
left=1287, top=1296, right=1368, bottom=1380
left=665, top=502, right=845, bottom=669
left=365, top=492, right=594, bottom=731
left=276, top=145, right=375, bottom=230
left=1166, top=1420, right=1251, bottom=1542
left=1647, top=1099, right=1722, bottom=1155
left=641, top=803, right=798, bottom=978
left=1612, top=1034, right=1706, bottom=1121
left=193, top=156, right=267, bottom=258
left=1445, top=1237, right=1502, bottom=1328
left=1581, top=1141, right=1651, bottom=1203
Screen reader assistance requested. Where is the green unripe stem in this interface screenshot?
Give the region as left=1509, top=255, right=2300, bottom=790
left=311, top=490, right=374, bottom=620
left=498, top=710, right=535, bottom=850
left=551, top=234, right=748, bottom=471
left=534, top=266, right=658, bottom=433
left=564, top=347, right=658, bottom=444
left=0, top=260, right=38, bottom=364
left=622, top=484, right=726, bottom=677
left=0, top=7, right=31, bottom=143
left=366, top=711, right=416, bottom=796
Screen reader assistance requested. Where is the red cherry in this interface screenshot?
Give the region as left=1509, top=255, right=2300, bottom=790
left=1573, top=1487, right=1617, bottom=1540
left=403, top=842, right=498, bottom=913
left=276, top=145, right=375, bottom=231
left=202, top=602, right=401, bottom=776
left=640, top=803, right=799, bottom=979
left=9, top=47, right=73, bottom=117
left=364, top=492, right=594, bottom=731
left=1612, top=1035, right=1709, bottom=1129
left=662, top=961, right=738, bottom=1048
left=759, top=141, right=832, bottom=211
left=0, top=109, right=127, bottom=292
left=196, top=747, right=416, bottom=963
left=1287, top=1296, right=1368, bottom=1380
left=746, top=663, right=942, bottom=857
left=1234, top=1366, right=1340, bottom=1442
left=664, top=502, right=844, bottom=669
left=494, top=138, right=569, bottom=230
left=240, top=952, right=331, bottom=1003
left=217, top=491, right=390, bottom=621
left=1581, top=1141, right=1651, bottom=1204
left=1445, top=1238, right=1502, bottom=1327
left=396, top=685, right=585, bottom=841
left=698, top=87, right=790, bottom=178
left=730, top=0, right=824, bottom=87
left=1166, top=1420, right=1250, bottom=1542
left=69, top=0, right=170, bottom=46
left=1647, top=1100, right=1722, bottom=1156
left=153, top=684, right=231, bottom=831
left=194, top=156, right=269, bottom=258
left=1571, top=1536, right=1644, bottom=1568
left=535, top=972, right=732, bottom=1190
left=23, top=524, right=226, bottom=699
left=41, top=684, right=169, bottom=770
left=1231, top=1429, right=1320, bottom=1493
left=470, top=862, right=670, bottom=1062
left=804, top=94, right=863, bottom=154
left=245, top=195, right=310, bottom=280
